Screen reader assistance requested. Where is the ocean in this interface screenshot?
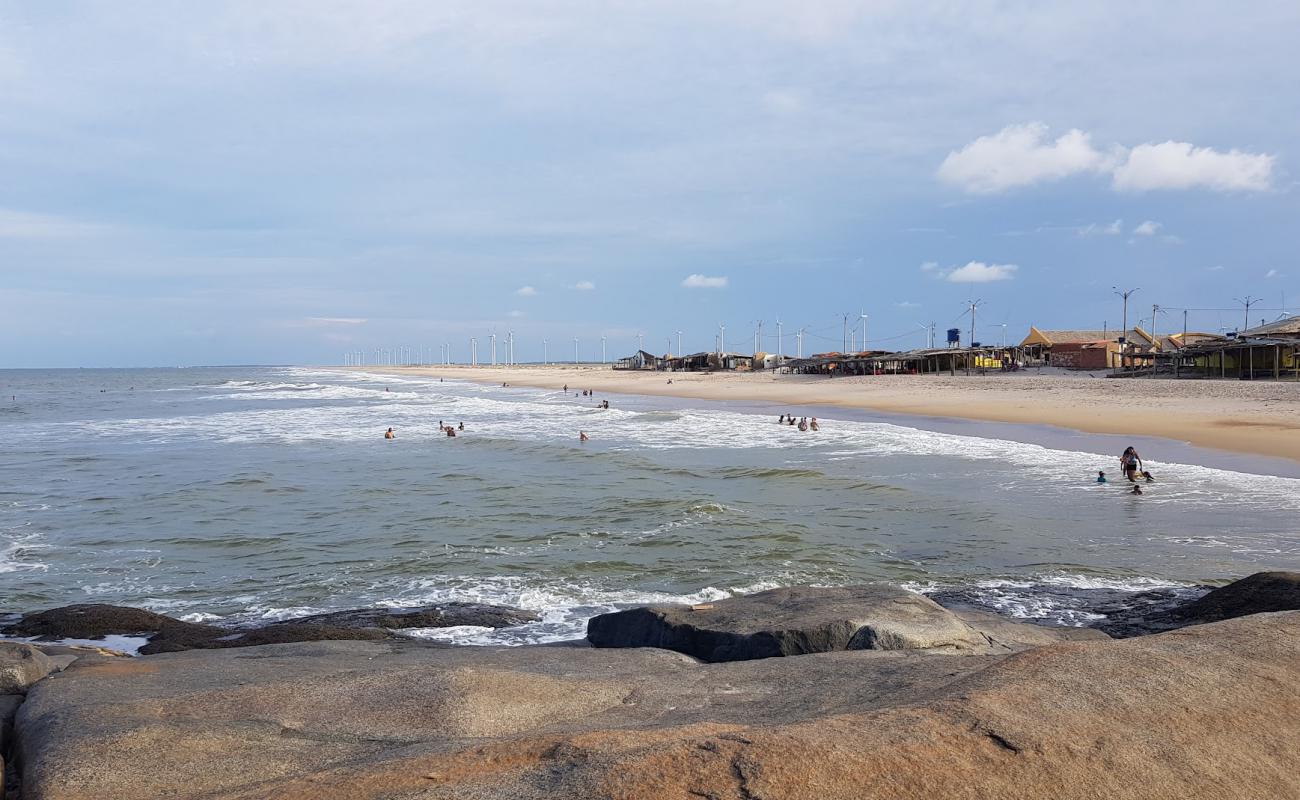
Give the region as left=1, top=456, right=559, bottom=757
left=2, top=366, right=1298, bottom=645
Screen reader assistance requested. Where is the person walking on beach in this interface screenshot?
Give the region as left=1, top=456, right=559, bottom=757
left=1120, top=447, right=1142, bottom=483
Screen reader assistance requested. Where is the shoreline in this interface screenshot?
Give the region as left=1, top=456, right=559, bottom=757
left=346, top=364, right=1300, bottom=465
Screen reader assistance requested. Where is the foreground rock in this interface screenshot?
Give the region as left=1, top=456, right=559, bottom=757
left=0, top=642, right=57, bottom=694
left=1097, top=571, right=1300, bottom=637
left=588, top=585, right=1013, bottom=661
left=14, top=610, right=1300, bottom=799
left=3, top=601, right=537, bottom=655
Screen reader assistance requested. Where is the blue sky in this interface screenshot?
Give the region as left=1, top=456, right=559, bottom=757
left=2, top=1, right=1298, bottom=366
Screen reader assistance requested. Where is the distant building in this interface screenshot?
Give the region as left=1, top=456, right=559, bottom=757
left=614, top=350, right=664, bottom=370
left=1019, top=326, right=1157, bottom=366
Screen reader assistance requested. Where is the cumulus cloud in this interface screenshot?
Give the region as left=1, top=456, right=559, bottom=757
left=573, top=280, right=596, bottom=290
left=1078, top=219, right=1123, bottom=237
left=1133, top=220, right=1161, bottom=236
left=944, top=261, right=1018, bottom=283
left=1112, top=142, right=1274, bottom=192
left=940, top=124, right=1274, bottom=194
left=681, top=274, right=728, bottom=289
left=937, top=123, right=1113, bottom=193
left=514, top=285, right=537, bottom=296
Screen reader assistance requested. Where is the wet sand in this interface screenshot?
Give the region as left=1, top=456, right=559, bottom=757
left=359, top=365, right=1300, bottom=463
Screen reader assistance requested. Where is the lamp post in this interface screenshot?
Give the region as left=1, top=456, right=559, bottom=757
left=1113, top=287, right=1139, bottom=369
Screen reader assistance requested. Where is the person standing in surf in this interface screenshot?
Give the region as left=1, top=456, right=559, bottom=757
left=1120, top=447, right=1142, bottom=483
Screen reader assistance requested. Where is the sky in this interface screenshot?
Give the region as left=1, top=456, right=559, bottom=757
left=2, top=1, right=1298, bottom=367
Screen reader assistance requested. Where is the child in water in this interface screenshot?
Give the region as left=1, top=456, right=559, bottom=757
left=1096, top=471, right=1107, bottom=483
left=1131, top=484, right=1143, bottom=495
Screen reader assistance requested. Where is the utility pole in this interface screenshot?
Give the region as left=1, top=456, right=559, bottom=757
left=1183, top=309, right=1188, bottom=341
left=917, top=323, right=928, bottom=349
left=1113, top=286, right=1139, bottom=370
left=842, top=314, right=849, bottom=353
left=754, top=320, right=762, bottom=356
left=1235, top=296, right=1260, bottom=333
left=966, top=299, right=983, bottom=376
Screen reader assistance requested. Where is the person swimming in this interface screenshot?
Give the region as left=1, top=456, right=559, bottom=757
left=779, top=414, right=786, bottom=424
left=1131, top=484, right=1143, bottom=495
left=458, top=422, right=464, bottom=431
left=384, top=428, right=395, bottom=439
left=1097, top=471, right=1107, bottom=483
left=809, top=418, right=819, bottom=431
left=797, top=418, right=808, bottom=432
left=579, top=431, right=589, bottom=442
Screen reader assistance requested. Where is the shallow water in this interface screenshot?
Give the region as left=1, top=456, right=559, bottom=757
left=2, top=367, right=1296, bottom=644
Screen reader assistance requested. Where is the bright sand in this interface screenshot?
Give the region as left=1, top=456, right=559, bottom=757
left=360, top=365, right=1300, bottom=464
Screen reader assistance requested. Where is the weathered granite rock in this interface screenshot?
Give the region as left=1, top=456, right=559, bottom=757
left=0, top=643, right=55, bottom=694
left=0, top=693, right=21, bottom=754
left=587, top=585, right=991, bottom=661
left=1096, top=571, right=1300, bottom=637
left=13, top=611, right=1300, bottom=799
left=282, top=602, right=539, bottom=630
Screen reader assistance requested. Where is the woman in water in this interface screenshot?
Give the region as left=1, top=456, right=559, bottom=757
left=1120, top=447, right=1142, bottom=483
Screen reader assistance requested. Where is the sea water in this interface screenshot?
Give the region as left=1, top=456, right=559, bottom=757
left=2, top=367, right=1297, bottom=645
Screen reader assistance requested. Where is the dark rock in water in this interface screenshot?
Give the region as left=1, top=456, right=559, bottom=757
left=282, top=602, right=539, bottom=631
left=1175, top=571, right=1300, bottom=621
left=5, top=604, right=190, bottom=641
left=3, top=603, right=399, bottom=655
left=141, top=622, right=394, bottom=655
left=14, top=612, right=1300, bottom=799
left=1098, top=572, right=1300, bottom=638
left=587, top=585, right=990, bottom=662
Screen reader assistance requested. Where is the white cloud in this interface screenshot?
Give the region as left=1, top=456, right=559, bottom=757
left=937, top=123, right=1113, bottom=193
left=1266, top=269, right=1282, bottom=278
left=1079, top=219, right=1123, bottom=237
left=1133, top=220, right=1161, bottom=236
left=945, top=261, right=1018, bottom=283
left=507, top=310, right=526, bottom=318
left=514, top=285, right=537, bottom=296
left=681, top=274, right=728, bottom=289
left=919, top=261, right=939, bottom=272
left=1206, top=265, right=1225, bottom=272
left=573, top=280, right=596, bottom=291
left=895, top=301, right=920, bottom=308
left=941, top=125, right=1275, bottom=194
left=305, top=317, right=366, bottom=325
left=1112, top=142, right=1274, bottom=192
left=0, top=208, right=111, bottom=238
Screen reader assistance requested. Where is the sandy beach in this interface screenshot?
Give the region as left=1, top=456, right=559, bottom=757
left=362, top=365, right=1300, bottom=463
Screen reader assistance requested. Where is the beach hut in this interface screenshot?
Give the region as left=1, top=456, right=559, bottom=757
left=614, top=350, right=664, bottom=370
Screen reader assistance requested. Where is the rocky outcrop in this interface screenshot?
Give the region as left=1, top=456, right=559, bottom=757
left=3, top=601, right=538, bottom=656
left=0, top=643, right=56, bottom=694
left=12, top=611, right=1300, bottom=799
left=282, top=602, right=539, bottom=630
left=1096, top=571, right=1300, bottom=637
left=587, top=585, right=996, bottom=661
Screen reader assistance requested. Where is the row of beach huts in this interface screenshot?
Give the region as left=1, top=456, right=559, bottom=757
left=616, top=317, right=1300, bottom=380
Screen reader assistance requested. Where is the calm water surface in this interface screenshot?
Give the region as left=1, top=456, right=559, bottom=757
left=2, top=367, right=1297, bottom=643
